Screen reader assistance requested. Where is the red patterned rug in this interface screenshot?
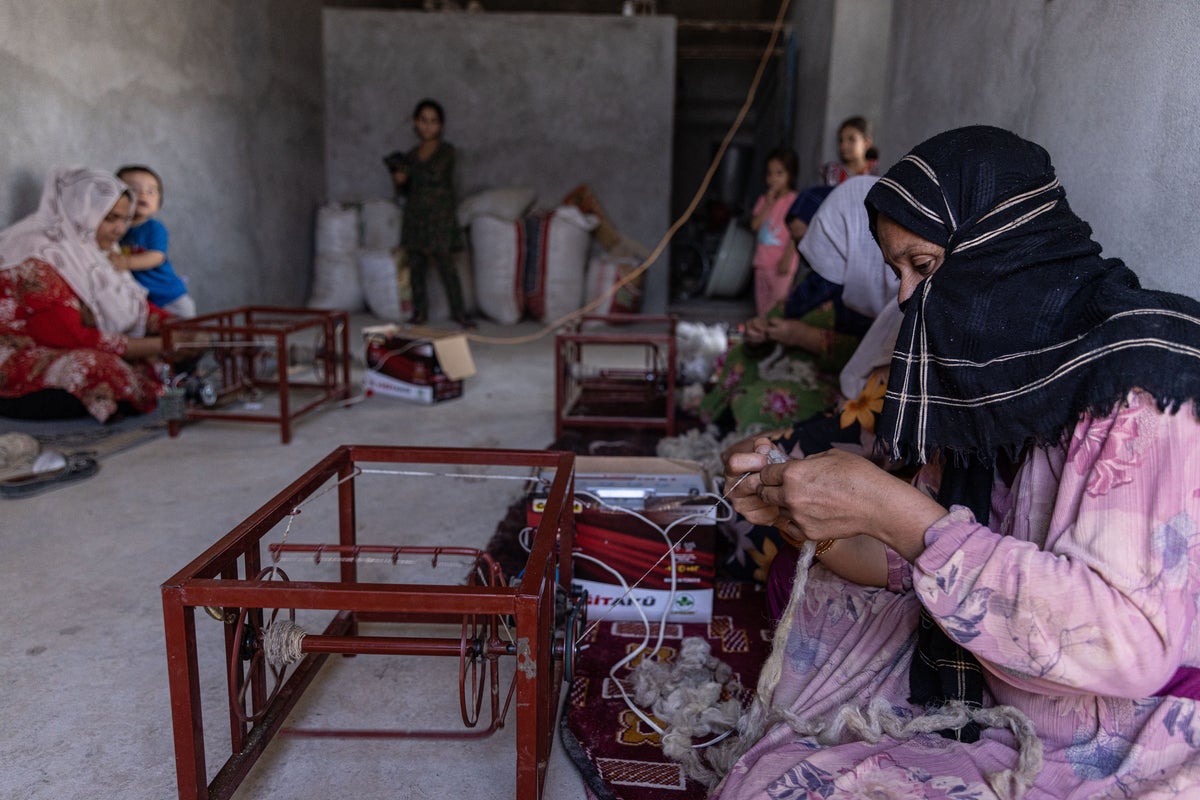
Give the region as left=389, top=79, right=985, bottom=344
left=483, top=425, right=770, bottom=798
left=559, top=580, right=770, bottom=800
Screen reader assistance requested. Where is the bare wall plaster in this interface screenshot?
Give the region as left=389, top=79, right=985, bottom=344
left=0, top=0, right=324, bottom=312
left=822, top=0, right=891, bottom=174
left=791, top=0, right=837, bottom=183
left=323, top=9, right=676, bottom=313
left=883, top=0, right=1200, bottom=298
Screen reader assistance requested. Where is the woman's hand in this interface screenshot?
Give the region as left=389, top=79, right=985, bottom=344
left=122, top=336, right=164, bottom=361
left=392, top=169, right=409, bottom=187
left=755, top=448, right=947, bottom=562
left=724, top=440, right=897, bottom=585
left=163, top=329, right=214, bottom=364
left=721, top=429, right=790, bottom=466
left=723, top=438, right=788, bottom=528
left=764, top=317, right=825, bottom=353
left=174, top=329, right=212, bottom=349
left=764, top=317, right=804, bottom=345
left=743, top=315, right=770, bottom=344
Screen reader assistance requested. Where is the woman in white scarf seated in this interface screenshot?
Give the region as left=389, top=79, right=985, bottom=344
left=699, top=176, right=899, bottom=436
left=0, top=167, right=171, bottom=422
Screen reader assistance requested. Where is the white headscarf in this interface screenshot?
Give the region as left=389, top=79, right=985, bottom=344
left=0, top=167, right=149, bottom=336
left=798, top=175, right=898, bottom=318
left=838, top=299, right=904, bottom=399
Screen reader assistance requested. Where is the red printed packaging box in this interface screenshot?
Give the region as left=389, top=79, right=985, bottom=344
left=362, top=324, right=475, bottom=404
left=528, top=456, right=716, bottom=623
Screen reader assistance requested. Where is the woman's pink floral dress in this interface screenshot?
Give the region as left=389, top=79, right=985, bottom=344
left=715, top=390, right=1200, bottom=799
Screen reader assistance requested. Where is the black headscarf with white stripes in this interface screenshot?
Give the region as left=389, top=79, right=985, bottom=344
left=867, top=125, right=1200, bottom=464
left=865, top=125, right=1200, bottom=740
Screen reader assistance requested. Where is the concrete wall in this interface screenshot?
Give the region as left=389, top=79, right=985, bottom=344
left=323, top=9, right=676, bottom=313
left=791, top=0, right=891, bottom=186
left=882, top=0, right=1200, bottom=298
left=791, top=0, right=837, bottom=184
left=10, top=2, right=1190, bottom=313
left=0, top=0, right=324, bottom=312
left=822, top=0, right=891, bottom=173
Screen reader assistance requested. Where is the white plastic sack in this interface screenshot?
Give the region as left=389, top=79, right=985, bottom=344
left=358, top=249, right=401, bottom=321
left=315, top=203, right=360, bottom=255
left=360, top=199, right=402, bottom=250
left=528, top=205, right=598, bottom=323
left=470, top=215, right=524, bottom=324
left=307, top=252, right=363, bottom=311
left=584, top=253, right=645, bottom=316
left=457, top=187, right=536, bottom=227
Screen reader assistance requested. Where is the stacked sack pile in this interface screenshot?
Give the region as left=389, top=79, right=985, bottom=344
left=562, top=184, right=651, bottom=319
left=307, top=199, right=476, bottom=323
left=467, top=188, right=598, bottom=325
left=308, top=185, right=648, bottom=326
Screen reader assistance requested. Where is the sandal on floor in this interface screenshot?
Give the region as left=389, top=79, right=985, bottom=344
left=0, top=453, right=99, bottom=499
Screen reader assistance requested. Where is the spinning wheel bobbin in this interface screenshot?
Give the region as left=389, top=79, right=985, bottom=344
left=229, top=566, right=295, bottom=724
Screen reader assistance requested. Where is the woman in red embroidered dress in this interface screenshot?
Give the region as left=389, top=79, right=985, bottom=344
left=0, top=168, right=169, bottom=422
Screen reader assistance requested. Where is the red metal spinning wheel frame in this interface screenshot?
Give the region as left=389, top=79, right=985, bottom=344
left=161, top=446, right=577, bottom=800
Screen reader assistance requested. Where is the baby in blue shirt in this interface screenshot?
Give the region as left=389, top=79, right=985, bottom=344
left=111, top=165, right=196, bottom=317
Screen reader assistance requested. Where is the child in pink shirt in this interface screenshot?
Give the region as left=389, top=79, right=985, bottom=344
left=750, top=149, right=799, bottom=315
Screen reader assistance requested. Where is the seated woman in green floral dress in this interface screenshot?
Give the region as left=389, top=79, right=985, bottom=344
left=700, top=176, right=898, bottom=435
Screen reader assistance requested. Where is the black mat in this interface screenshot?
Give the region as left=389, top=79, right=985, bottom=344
left=0, top=411, right=167, bottom=462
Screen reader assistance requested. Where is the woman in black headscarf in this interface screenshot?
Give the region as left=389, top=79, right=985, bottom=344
left=715, top=127, right=1200, bottom=799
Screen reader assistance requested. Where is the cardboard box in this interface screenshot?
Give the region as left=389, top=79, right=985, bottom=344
left=362, top=324, right=476, bottom=405
left=530, top=456, right=716, bottom=623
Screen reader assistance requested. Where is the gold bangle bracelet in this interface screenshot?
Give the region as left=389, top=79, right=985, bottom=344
left=814, top=539, right=835, bottom=557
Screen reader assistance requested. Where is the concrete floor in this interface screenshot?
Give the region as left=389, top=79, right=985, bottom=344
left=0, top=294, right=755, bottom=799
left=0, top=314, right=608, bottom=800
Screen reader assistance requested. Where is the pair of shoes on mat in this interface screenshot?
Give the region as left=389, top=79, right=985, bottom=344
left=454, top=314, right=478, bottom=330
left=408, top=313, right=427, bottom=326
left=0, top=452, right=98, bottom=499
